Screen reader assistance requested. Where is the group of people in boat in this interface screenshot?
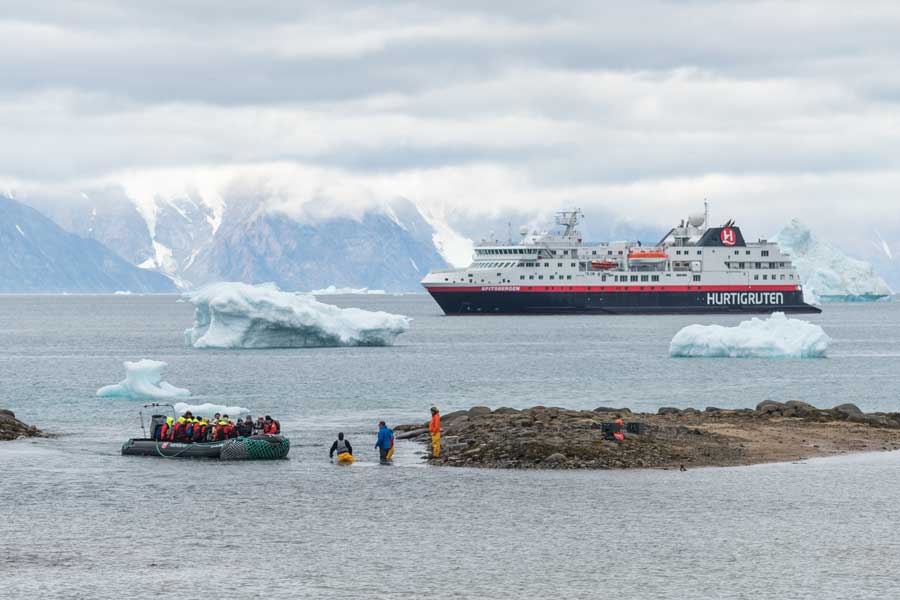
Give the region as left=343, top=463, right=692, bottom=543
left=154, top=412, right=281, bottom=443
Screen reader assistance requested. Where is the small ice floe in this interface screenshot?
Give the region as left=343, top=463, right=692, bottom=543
left=173, top=402, right=249, bottom=418
left=669, top=312, right=830, bottom=358
left=96, top=359, right=191, bottom=400
left=182, top=282, right=410, bottom=349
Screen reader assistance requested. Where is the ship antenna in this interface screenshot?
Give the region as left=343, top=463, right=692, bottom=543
left=704, top=198, right=709, bottom=228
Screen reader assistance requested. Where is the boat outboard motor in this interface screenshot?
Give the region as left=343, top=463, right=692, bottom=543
left=149, top=415, right=167, bottom=440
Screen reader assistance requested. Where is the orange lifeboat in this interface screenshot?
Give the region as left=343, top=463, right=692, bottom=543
left=627, top=249, right=668, bottom=264
left=590, top=259, right=619, bottom=270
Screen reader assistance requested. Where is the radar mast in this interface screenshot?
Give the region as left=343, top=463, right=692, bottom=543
left=555, top=209, right=583, bottom=237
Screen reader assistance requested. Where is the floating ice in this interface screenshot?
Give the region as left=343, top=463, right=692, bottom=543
left=183, top=282, right=411, bottom=349
left=670, top=312, right=830, bottom=358
left=309, top=286, right=387, bottom=295
left=96, top=359, right=191, bottom=399
left=173, top=402, right=249, bottom=418
left=775, top=219, right=892, bottom=303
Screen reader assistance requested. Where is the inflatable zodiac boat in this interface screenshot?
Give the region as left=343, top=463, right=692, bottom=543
left=121, top=404, right=290, bottom=460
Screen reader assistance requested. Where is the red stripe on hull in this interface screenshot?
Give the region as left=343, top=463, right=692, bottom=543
left=423, top=284, right=800, bottom=293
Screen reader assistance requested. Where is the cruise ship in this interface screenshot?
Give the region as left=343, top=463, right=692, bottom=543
left=421, top=209, right=821, bottom=315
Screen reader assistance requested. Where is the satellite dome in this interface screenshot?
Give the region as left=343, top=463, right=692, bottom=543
left=519, top=225, right=529, bottom=236
left=687, top=213, right=705, bottom=227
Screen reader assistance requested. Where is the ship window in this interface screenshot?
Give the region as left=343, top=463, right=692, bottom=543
left=544, top=263, right=549, bottom=267
left=754, top=275, right=759, bottom=280
left=790, top=274, right=794, bottom=279
left=762, top=250, right=769, bottom=256
left=693, top=275, right=701, bottom=282
left=558, top=262, right=563, bottom=267
left=602, top=275, right=607, bottom=282
left=608, top=251, right=613, bottom=255
left=549, top=275, right=555, bottom=280
left=592, top=250, right=597, bottom=255
left=641, top=275, right=649, bottom=282
left=780, top=274, right=785, bottom=280
left=444, top=278, right=448, bottom=281
left=630, top=275, right=638, bottom=282
left=734, top=250, right=739, bottom=255
left=746, top=250, right=751, bottom=255
left=538, top=275, right=543, bottom=280
left=697, top=251, right=701, bottom=255
left=618, top=251, right=623, bottom=255
left=755, top=262, right=761, bottom=269
left=497, top=273, right=502, bottom=277
left=651, top=275, right=659, bottom=282
left=676, top=250, right=681, bottom=255
left=763, top=274, right=768, bottom=280
left=567, top=275, right=572, bottom=280
left=520, top=275, right=525, bottom=280
left=571, top=262, right=576, bottom=267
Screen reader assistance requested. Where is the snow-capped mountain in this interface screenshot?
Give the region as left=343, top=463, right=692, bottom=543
left=775, top=219, right=893, bottom=302
left=25, top=189, right=448, bottom=292
left=0, top=196, right=176, bottom=293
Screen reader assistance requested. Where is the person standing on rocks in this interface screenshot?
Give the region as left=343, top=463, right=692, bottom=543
left=429, top=406, right=441, bottom=458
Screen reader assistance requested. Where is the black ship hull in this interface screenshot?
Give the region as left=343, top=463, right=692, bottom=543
left=425, top=286, right=821, bottom=315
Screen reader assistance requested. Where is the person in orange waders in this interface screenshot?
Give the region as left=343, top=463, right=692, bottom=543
left=429, top=406, right=441, bottom=458
left=613, top=418, right=625, bottom=442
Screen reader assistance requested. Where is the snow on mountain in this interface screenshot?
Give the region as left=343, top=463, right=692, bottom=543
left=0, top=195, right=177, bottom=293
left=775, top=219, right=893, bottom=302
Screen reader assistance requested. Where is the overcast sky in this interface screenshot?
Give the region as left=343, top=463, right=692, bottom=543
left=2, top=0, right=900, bottom=242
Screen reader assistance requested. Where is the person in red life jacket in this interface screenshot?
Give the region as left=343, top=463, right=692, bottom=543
left=171, top=416, right=187, bottom=442
left=253, top=416, right=266, bottom=435
left=613, top=418, right=625, bottom=442
left=158, top=416, right=173, bottom=441
left=263, top=416, right=280, bottom=435
left=192, top=418, right=208, bottom=443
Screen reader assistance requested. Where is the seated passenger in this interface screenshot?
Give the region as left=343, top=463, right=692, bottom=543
left=192, top=418, right=208, bottom=443
left=253, top=416, right=266, bottom=435
left=237, top=416, right=253, bottom=437
left=263, top=416, right=281, bottom=435
left=172, top=416, right=187, bottom=442
left=157, top=416, right=173, bottom=441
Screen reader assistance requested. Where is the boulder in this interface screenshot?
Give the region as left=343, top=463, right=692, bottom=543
left=468, top=406, right=492, bottom=417
left=704, top=407, right=723, bottom=413
left=756, top=401, right=786, bottom=415
left=784, top=401, right=819, bottom=417
left=543, top=453, right=567, bottom=466
left=833, top=403, right=863, bottom=418
left=396, top=428, right=429, bottom=440
left=658, top=407, right=681, bottom=416
left=492, top=407, right=521, bottom=415
left=681, top=408, right=700, bottom=415
left=0, top=409, right=14, bottom=419
left=441, top=410, right=468, bottom=422
left=594, top=407, right=632, bottom=414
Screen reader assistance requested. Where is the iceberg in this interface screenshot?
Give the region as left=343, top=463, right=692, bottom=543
left=670, top=312, right=830, bottom=358
left=183, top=282, right=411, bottom=349
left=173, top=402, right=249, bottom=418
left=775, top=219, right=893, bottom=302
left=97, top=359, right=191, bottom=400
left=309, top=286, right=387, bottom=295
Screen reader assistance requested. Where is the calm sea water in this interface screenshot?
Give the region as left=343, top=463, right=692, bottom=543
left=1, top=295, right=899, bottom=599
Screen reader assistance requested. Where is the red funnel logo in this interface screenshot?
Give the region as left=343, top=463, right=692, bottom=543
left=720, top=227, right=736, bottom=246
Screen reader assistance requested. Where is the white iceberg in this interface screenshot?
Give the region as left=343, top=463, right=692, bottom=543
left=173, top=402, right=250, bottom=418
left=775, top=219, right=893, bottom=302
left=670, top=312, right=830, bottom=358
left=96, top=359, right=191, bottom=400
left=183, top=282, right=411, bottom=349
left=309, top=285, right=387, bottom=295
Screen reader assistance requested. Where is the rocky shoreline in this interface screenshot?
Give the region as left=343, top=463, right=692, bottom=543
left=395, top=401, right=900, bottom=470
left=0, top=409, right=44, bottom=441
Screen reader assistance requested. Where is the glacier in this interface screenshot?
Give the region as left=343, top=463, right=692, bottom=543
left=183, top=282, right=411, bottom=349
left=670, top=312, right=830, bottom=358
left=173, top=402, right=249, bottom=418
left=775, top=219, right=893, bottom=302
left=310, top=285, right=387, bottom=295
left=96, top=359, right=191, bottom=400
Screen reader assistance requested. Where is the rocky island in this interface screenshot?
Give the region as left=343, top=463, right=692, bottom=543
left=395, top=401, right=900, bottom=470
left=0, top=409, right=44, bottom=441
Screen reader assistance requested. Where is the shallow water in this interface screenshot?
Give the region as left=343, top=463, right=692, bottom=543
left=1, top=295, right=898, bottom=598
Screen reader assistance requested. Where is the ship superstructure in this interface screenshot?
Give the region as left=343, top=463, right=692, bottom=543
left=421, top=209, right=820, bottom=315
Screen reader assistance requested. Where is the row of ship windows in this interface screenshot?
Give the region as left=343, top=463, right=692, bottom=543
left=475, top=261, right=578, bottom=269
left=726, top=262, right=786, bottom=269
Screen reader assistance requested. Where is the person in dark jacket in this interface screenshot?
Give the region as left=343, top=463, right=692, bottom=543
left=329, top=432, right=354, bottom=463
left=374, top=421, right=394, bottom=463
left=237, top=416, right=254, bottom=437
left=253, top=417, right=266, bottom=435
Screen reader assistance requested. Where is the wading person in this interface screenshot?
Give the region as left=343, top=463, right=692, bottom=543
left=330, top=432, right=354, bottom=464
left=375, top=421, right=394, bottom=463
left=429, top=406, right=441, bottom=458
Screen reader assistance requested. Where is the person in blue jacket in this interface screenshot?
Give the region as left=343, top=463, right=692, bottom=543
left=375, top=420, right=394, bottom=463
